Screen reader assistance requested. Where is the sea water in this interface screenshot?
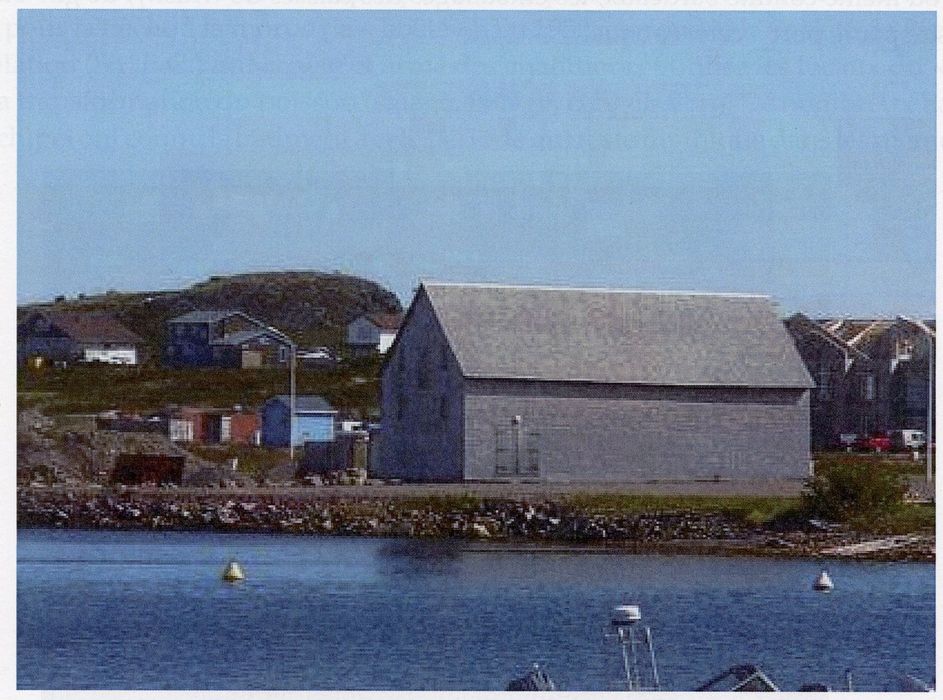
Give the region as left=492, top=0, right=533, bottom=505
left=17, top=528, right=935, bottom=690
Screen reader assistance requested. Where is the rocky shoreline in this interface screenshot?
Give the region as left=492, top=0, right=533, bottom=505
left=17, top=488, right=934, bottom=562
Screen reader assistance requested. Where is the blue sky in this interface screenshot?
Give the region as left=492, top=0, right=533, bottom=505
left=17, top=10, right=936, bottom=316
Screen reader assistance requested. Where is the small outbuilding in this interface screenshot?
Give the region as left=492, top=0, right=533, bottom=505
left=260, top=395, right=336, bottom=447
left=378, top=282, right=813, bottom=484
left=347, top=313, right=403, bottom=356
left=166, top=406, right=260, bottom=445
left=111, top=454, right=184, bottom=486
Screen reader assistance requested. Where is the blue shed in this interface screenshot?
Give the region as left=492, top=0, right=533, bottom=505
left=260, top=395, right=336, bottom=447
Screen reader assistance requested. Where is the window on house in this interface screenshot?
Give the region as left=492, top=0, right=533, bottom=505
left=278, top=346, right=288, bottom=362
left=818, top=368, right=832, bottom=401
left=862, top=374, right=876, bottom=401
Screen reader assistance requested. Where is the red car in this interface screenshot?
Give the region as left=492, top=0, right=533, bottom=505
left=854, top=433, right=892, bottom=453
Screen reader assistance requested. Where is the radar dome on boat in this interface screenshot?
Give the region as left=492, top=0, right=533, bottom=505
left=611, top=604, right=642, bottom=626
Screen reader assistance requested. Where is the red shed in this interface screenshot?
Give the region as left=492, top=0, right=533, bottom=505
left=223, top=411, right=261, bottom=445
left=179, top=407, right=222, bottom=443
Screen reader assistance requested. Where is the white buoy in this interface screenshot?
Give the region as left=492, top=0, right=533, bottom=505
left=222, top=560, right=245, bottom=582
left=813, top=569, right=833, bottom=592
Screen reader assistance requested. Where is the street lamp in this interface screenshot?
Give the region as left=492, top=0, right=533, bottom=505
left=289, top=342, right=297, bottom=467
left=927, top=334, right=933, bottom=484
left=898, top=316, right=934, bottom=484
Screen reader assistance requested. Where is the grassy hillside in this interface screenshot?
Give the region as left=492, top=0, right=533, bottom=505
left=17, top=271, right=403, bottom=356
left=18, top=356, right=385, bottom=418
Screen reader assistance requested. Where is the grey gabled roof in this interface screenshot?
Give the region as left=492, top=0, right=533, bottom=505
left=419, top=282, right=813, bottom=388
left=209, top=329, right=292, bottom=347
left=168, top=310, right=246, bottom=324
left=22, top=310, right=144, bottom=345
left=169, top=310, right=293, bottom=344
left=784, top=313, right=871, bottom=361
left=268, top=395, right=336, bottom=413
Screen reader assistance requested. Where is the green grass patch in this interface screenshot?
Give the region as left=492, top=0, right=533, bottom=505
left=186, top=444, right=290, bottom=479
left=560, top=494, right=801, bottom=524
left=18, top=364, right=380, bottom=417
left=815, top=451, right=927, bottom=477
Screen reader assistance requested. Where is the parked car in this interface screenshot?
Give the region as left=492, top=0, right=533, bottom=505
left=891, top=429, right=927, bottom=451
left=854, top=433, right=892, bottom=453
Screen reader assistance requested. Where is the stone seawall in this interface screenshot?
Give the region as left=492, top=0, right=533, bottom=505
left=16, top=488, right=933, bottom=561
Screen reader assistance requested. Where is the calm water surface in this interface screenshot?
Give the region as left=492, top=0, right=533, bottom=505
left=17, top=528, right=935, bottom=690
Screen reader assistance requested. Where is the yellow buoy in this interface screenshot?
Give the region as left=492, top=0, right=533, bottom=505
left=222, top=560, right=245, bottom=582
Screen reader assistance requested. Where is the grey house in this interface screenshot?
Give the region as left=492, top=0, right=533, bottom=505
left=784, top=313, right=873, bottom=450
left=164, top=310, right=292, bottom=368
left=378, top=282, right=813, bottom=484
left=787, top=315, right=935, bottom=444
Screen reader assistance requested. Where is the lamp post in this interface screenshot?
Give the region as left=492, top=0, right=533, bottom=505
left=289, top=342, right=297, bottom=468
left=898, top=316, right=934, bottom=484
left=927, top=335, right=933, bottom=484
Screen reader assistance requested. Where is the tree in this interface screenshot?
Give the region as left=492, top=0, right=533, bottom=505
left=803, top=458, right=906, bottom=521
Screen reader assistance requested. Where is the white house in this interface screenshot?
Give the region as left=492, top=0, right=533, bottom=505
left=346, top=313, right=403, bottom=356
left=17, top=310, right=145, bottom=366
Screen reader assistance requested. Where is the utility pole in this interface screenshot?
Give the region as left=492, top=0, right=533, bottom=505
left=927, top=335, right=933, bottom=484
left=898, top=316, right=934, bottom=484
left=289, top=342, right=297, bottom=468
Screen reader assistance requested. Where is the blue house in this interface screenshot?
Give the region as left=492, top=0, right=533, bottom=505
left=260, top=395, right=336, bottom=447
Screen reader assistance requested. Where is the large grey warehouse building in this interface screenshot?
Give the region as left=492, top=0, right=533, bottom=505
left=377, top=282, right=813, bottom=484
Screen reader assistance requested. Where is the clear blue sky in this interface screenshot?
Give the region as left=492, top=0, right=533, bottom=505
left=17, top=10, right=936, bottom=317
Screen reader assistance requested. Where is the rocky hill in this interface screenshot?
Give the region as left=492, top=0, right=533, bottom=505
left=18, top=271, right=403, bottom=354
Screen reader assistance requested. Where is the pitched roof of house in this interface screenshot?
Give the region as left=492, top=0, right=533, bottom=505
left=784, top=313, right=870, bottom=361
left=167, top=310, right=246, bottom=324
left=822, top=319, right=893, bottom=346
left=367, top=313, right=403, bottom=331
left=351, top=313, right=402, bottom=331
left=895, top=316, right=936, bottom=341
left=845, top=321, right=894, bottom=352
left=209, top=329, right=292, bottom=347
left=26, top=310, right=144, bottom=345
left=417, top=282, right=813, bottom=388
left=268, top=395, right=336, bottom=412
left=169, top=310, right=293, bottom=343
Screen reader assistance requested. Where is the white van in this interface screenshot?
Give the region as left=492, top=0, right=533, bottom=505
left=891, top=429, right=926, bottom=450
